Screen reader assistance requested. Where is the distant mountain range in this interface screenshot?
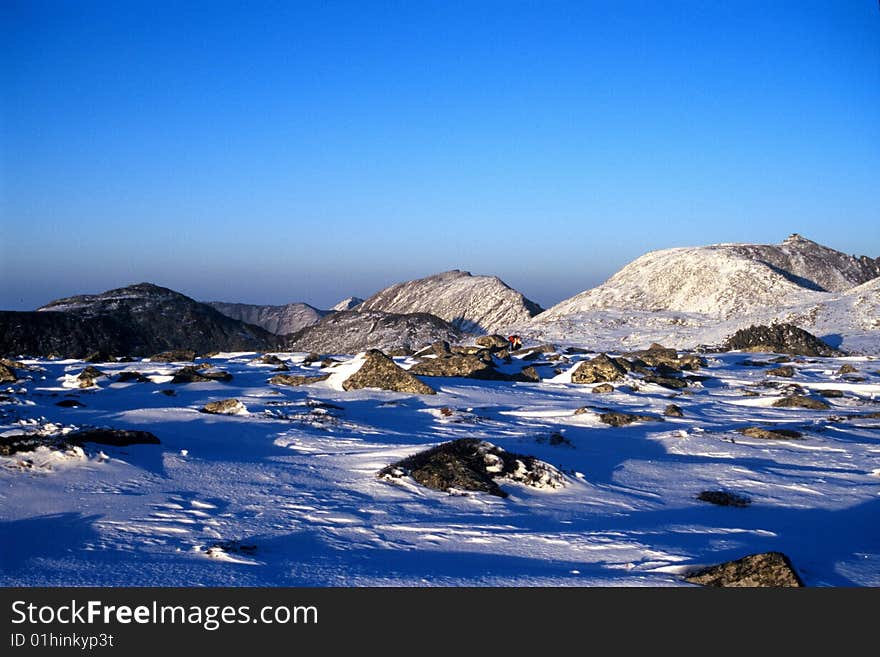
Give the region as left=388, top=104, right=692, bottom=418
left=1, top=235, right=877, bottom=357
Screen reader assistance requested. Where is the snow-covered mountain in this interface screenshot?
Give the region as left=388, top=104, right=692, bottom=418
left=331, top=296, right=364, bottom=312
left=207, top=301, right=327, bottom=335
left=285, top=310, right=462, bottom=354
left=525, top=236, right=880, bottom=354
left=357, top=270, right=543, bottom=334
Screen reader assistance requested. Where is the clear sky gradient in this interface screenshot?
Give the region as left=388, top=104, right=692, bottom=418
left=2, top=1, right=878, bottom=310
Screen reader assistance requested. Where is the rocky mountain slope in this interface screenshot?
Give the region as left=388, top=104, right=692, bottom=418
left=357, top=270, right=543, bottom=334
left=331, top=296, right=364, bottom=312
left=207, top=301, right=327, bottom=335
left=525, top=236, right=879, bottom=354
left=2, top=283, right=277, bottom=357
left=285, top=310, right=462, bottom=355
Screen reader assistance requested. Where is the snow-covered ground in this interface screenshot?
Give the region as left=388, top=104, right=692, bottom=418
left=2, top=350, right=879, bottom=586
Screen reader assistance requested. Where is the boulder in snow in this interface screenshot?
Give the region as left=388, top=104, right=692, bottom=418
left=685, top=552, right=803, bottom=587
left=342, top=350, right=436, bottom=395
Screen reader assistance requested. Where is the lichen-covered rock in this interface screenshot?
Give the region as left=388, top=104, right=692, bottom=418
left=149, top=349, right=197, bottom=362
left=570, top=354, right=627, bottom=384
left=475, top=334, right=510, bottom=349
left=837, top=363, right=858, bottom=375
left=771, top=395, right=830, bottom=410
left=269, top=373, right=330, bottom=386
left=76, top=365, right=106, bottom=388
left=592, top=383, right=614, bottom=394
left=685, top=552, right=803, bottom=587
left=767, top=365, right=796, bottom=378
left=625, top=343, right=705, bottom=371
left=409, top=353, right=503, bottom=380
left=201, top=399, right=247, bottom=415
left=171, top=366, right=232, bottom=383
left=664, top=404, right=684, bottom=417
left=343, top=350, right=436, bottom=395
left=722, top=323, right=842, bottom=357
left=0, top=362, right=17, bottom=383
left=737, top=426, right=803, bottom=440
left=378, top=438, right=565, bottom=497
left=599, top=411, right=664, bottom=426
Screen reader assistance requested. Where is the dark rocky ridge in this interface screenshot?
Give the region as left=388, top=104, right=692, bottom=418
left=1, top=283, right=277, bottom=358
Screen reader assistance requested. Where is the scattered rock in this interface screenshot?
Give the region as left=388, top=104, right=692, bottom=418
left=737, top=426, right=803, bottom=440
left=116, top=371, right=151, bottom=383
left=302, top=352, right=322, bottom=365
left=0, top=362, right=16, bottom=383
left=67, top=428, right=160, bottom=446
left=536, top=432, right=573, bottom=448
left=739, top=359, right=770, bottom=367
left=55, top=399, right=86, bottom=408
left=722, top=323, right=842, bottom=357
left=475, top=335, right=509, bottom=349
left=570, top=353, right=627, bottom=384
left=626, top=343, right=705, bottom=371
left=816, top=389, right=844, bottom=398
left=149, top=349, right=197, bottom=362
left=409, top=353, right=501, bottom=380
left=0, top=433, right=71, bottom=456
left=160, top=389, right=176, bottom=396
left=697, top=491, right=751, bottom=507
left=642, top=374, right=689, bottom=389
left=171, top=366, right=232, bottom=384
left=767, top=365, right=795, bottom=378
left=836, top=363, right=858, bottom=375
left=684, top=552, right=803, bottom=587
left=771, top=395, right=830, bottom=410
left=343, top=350, right=436, bottom=395
left=201, top=399, right=247, bottom=415
left=253, top=354, right=286, bottom=366
left=664, top=404, right=684, bottom=417
left=269, top=373, right=330, bottom=386
left=599, top=411, right=664, bottom=427
left=76, top=365, right=106, bottom=388
left=511, top=366, right=541, bottom=383
left=378, top=438, right=565, bottom=497
left=592, top=383, right=614, bottom=394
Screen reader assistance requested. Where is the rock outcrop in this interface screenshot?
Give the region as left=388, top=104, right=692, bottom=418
left=207, top=301, right=327, bottom=335
left=685, top=552, right=803, bottom=587
left=341, top=350, right=436, bottom=395
left=722, top=323, right=842, bottom=357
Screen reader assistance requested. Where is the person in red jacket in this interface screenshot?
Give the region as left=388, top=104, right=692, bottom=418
left=507, top=334, right=523, bottom=351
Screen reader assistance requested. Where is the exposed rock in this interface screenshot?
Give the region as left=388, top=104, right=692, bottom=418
left=740, top=359, right=771, bottom=367
left=684, top=552, right=803, bottom=587
left=599, top=411, right=664, bottom=427
left=331, top=296, right=364, bottom=312
left=0, top=434, right=71, bottom=456
left=343, top=350, right=436, bottom=395
left=207, top=301, right=327, bottom=335
left=116, top=371, right=151, bottom=383
left=56, top=398, right=86, bottom=408
left=378, top=438, right=564, bottom=498
left=816, top=389, right=844, bottom=398
left=475, top=334, right=510, bottom=349
left=409, top=353, right=503, bottom=380
left=76, top=366, right=106, bottom=388
left=625, top=343, right=705, bottom=371
left=737, top=426, right=804, bottom=440
left=722, top=323, right=842, bottom=357
left=0, top=362, right=16, bottom=383
left=269, top=373, right=330, bottom=386
left=171, top=366, right=233, bottom=384
left=837, top=364, right=858, bottom=375
left=642, top=374, right=689, bottom=389
left=697, top=491, right=751, bottom=507
left=570, top=354, right=627, bottom=384
left=149, top=349, right=197, bottom=362
left=67, top=428, right=160, bottom=447
left=414, top=341, right=451, bottom=358
left=767, top=365, right=796, bottom=378
left=286, top=310, right=462, bottom=355
left=253, top=354, right=286, bottom=366
left=664, top=404, right=684, bottom=417
left=771, top=395, right=830, bottom=410
left=592, top=383, right=615, bottom=394
left=84, top=350, right=114, bottom=363
left=201, top=399, right=247, bottom=415
left=512, top=366, right=541, bottom=383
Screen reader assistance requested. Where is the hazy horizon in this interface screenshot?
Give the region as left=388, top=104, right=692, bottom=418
left=3, top=2, right=879, bottom=311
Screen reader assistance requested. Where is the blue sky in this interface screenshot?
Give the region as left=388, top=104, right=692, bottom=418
left=2, top=1, right=878, bottom=310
